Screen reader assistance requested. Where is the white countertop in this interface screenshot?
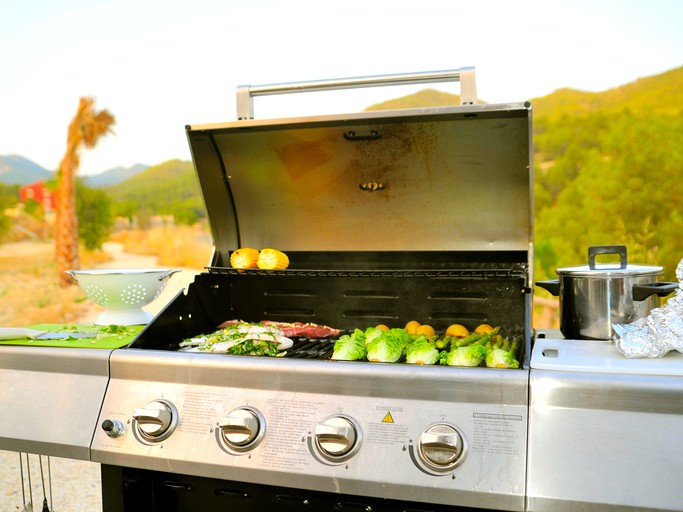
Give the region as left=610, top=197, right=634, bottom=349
left=531, top=332, right=683, bottom=376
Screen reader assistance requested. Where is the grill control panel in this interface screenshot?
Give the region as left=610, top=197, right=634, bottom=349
left=92, top=351, right=528, bottom=511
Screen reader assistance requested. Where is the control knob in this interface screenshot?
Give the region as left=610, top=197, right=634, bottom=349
left=132, top=399, right=178, bottom=443
left=314, top=415, right=362, bottom=462
left=417, top=423, right=466, bottom=472
left=101, top=419, right=125, bottom=438
left=218, top=407, right=265, bottom=452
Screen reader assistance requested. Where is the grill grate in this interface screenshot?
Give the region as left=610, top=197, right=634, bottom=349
left=206, top=267, right=525, bottom=279
left=285, top=337, right=339, bottom=359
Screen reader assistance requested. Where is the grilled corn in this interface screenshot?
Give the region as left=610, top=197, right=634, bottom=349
left=257, top=248, right=289, bottom=270
left=230, top=248, right=259, bottom=269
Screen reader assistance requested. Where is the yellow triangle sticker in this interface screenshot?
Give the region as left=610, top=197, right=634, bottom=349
left=382, top=411, right=395, bottom=423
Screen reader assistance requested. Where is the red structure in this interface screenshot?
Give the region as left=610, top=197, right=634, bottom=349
left=20, top=181, right=56, bottom=211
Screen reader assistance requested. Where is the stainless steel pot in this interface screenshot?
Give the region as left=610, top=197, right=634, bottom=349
left=536, top=245, right=678, bottom=340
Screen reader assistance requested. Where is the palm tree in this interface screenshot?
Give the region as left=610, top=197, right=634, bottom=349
left=55, top=96, right=115, bottom=287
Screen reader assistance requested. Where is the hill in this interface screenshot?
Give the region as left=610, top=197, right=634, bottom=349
left=83, top=163, right=148, bottom=188
left=0, top=155, right=147, bottom=188
left=106, top=159, right=206, bottom=224
left=362, top=65, right=683, bottom=120
left=531, top=65, right=683, bottom=119
left=0, top=155, right=53, bottom=185
left=364, top=89, right=464, bottom=110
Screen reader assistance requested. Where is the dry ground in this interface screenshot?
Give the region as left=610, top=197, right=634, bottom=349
left=0, top=241, right=95, bottom=327
left=0, top=225, right=212, bottom=327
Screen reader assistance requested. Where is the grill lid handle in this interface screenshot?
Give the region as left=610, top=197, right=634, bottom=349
left=236, top=67, right=477, bottom=120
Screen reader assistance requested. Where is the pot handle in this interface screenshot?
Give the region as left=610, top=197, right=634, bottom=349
left=632, top=282, right=679, bottom=301
left=588, top=245, right=628, bottom=270
left=536, top=279, right=560, bottom=296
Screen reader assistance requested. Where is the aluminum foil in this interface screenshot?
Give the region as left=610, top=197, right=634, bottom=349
left=614, top=258, right=683, bottom=358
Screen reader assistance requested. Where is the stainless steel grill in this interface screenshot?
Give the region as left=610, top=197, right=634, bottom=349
left=8, top=69, right=683, bottom=512
left=91, top=68, right=535, bottom=512
left=6, top=69, right=680, bottom=512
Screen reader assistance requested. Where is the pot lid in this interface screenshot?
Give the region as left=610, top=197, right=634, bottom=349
left=555, top=245, right=662, bottom=277
left=556, top=263, right=663, bottom=277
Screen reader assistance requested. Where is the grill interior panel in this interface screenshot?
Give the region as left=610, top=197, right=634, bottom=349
left=132, top=251, right=531, bottom=365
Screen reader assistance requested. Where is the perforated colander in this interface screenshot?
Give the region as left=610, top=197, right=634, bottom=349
left=65, top=268, right=179, bottom=325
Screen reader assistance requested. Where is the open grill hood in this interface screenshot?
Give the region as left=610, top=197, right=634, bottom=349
left=186, top=103, right=534, bottom=266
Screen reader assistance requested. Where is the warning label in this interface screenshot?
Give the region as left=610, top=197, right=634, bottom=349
left=382, top=411, right=395, bottom=423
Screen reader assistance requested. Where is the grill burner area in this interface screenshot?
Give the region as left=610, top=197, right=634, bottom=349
left=132, top=251, right=531, bottom=368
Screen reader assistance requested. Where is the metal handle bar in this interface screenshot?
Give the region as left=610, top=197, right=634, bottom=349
left=236, top=67, right=476, bottom=119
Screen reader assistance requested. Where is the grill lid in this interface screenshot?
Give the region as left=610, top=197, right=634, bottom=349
left=186, top=81, right=532, bottom=266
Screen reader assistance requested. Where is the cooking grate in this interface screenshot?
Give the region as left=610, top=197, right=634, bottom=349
left=283, top=337, right=338, bottom=359
left=206, top=267, right=524, bottom=279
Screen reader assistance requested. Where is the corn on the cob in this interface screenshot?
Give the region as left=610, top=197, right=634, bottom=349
left=230, top=248, right=259, bottom=269
left=257, top=248, right=289, bottom=270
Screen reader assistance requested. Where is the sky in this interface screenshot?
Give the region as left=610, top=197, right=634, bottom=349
left=1, top=0, right=682, bottom=176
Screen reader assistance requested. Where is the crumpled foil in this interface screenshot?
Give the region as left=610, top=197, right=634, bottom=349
left=614, top=258, right=683, bottom=358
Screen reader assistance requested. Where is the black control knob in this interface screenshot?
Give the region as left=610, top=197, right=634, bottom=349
left=101, top=419, right=125, bottom=438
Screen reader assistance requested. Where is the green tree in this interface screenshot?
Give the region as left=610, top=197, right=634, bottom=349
left=0, top=183, right=19, bottom=240
left=534, top=109, right=683, bottom=282
left=76, top=180, right=114, bottom=250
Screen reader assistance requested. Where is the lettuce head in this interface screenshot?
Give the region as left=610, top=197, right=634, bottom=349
left=331, top=329, right=367, bottom=361
left=444, top=345, right=487, bottom=367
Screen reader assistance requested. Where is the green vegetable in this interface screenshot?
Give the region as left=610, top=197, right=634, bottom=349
left=363, top=326, right=385, bottom=345
left=434, top=336, right=452, bottom=351
left=443, top=344, right=487, bottom=367
left=366, top=328, right=411, bottom=363
left=331, top=329, right=367, bottom=361
left=405, top=336, right=440, bottom=365
left=453, top=332, right=486, bottom=348
left=485, top=347, right=520, bottom=369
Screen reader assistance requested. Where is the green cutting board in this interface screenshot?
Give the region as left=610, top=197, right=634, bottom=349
left=0, top=324, right=144, bottom=349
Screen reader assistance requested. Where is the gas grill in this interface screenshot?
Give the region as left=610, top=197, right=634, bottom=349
left=2, top=69, right=682, bottom=512
left=89, top=69, right=535, bottom=511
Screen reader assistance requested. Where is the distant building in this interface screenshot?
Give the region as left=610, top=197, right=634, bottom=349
left=19, top=181, right=56, bottom=211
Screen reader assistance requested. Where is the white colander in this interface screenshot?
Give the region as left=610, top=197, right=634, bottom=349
left=66, top=268, right=179, bottom=325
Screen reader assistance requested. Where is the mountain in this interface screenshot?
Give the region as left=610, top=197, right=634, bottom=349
left=83, top=163, right=148, bottom=188
left=0, top=156, right=147, bottom=188
left=365, top=89, right=464, bottom=110
left=362, top=65, right=683, bottom=120
left=0, top=155, right=53, bottom=185
left=531, top=65, right=683, bottom=120
left=106, top=159, right=206, bottom=223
